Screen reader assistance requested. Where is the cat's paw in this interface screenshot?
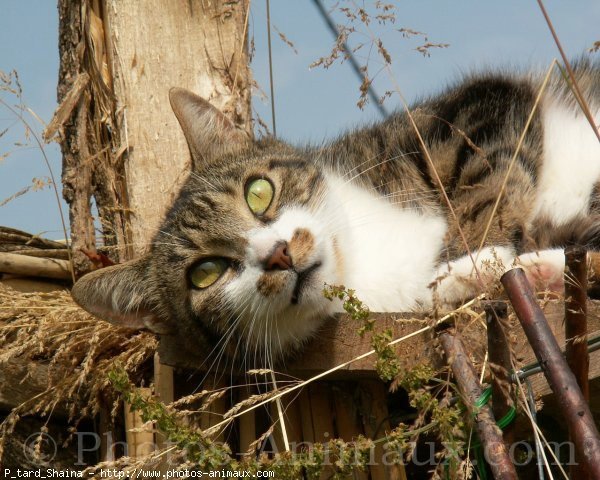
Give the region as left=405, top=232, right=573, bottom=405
left=431, top=247, right=566, bottom=308
left=513, top=249, right=565, bottom=293
left=431, top=246, right=514, bottom=307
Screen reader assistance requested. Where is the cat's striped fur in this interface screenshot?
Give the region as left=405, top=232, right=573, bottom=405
left=72, top=61, right=600, bottom=364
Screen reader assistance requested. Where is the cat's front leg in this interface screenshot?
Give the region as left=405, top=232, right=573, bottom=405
left=431, top=247, right=566, bottom=307
left=431, top=246, right=515, bottom=307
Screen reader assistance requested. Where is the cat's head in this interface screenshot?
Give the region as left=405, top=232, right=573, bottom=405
left=71, top=88, right=346, bottom=364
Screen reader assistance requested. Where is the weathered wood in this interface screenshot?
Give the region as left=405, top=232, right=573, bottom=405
left=485, top=301, right=515, bottom=445
left=439, top=331, right=518, bottom=480
left=159, top=313, right=430, bottom=378
left=104, top=0, right=251, bottom=252
left=305, top=383, right=336, bottom=480
left=124, top=387, right=154, bottom=458
left=525, top=301, right=600, bottom=397
left=199, top=377, right=228, bottom=443
left=298, top=388, right=315, bottom=444
left=0, top=417, right=85, bottom=471
left=0, top=275, right=67, bottom=293
left=359, top=380, right=407, bottom=480
left=0, top=252, right=71, bottom=280
left=503, top=268, right=600, bottom=478
left=57, top=0, right=134, bottom=272
left=153, top=353, right=173, bottom=474
left=332, top=384, right=369, bottom=480
left=238, top=386, right=256, bottom=457
left=565, top=247, right=591, bottom=480
left=43, top=71, right=90, bottom=142
left=565, top=246, right=589, bottom=399
left=1, top=300, right=597, bottom=422
left=0, top=358, right=53, bottom=413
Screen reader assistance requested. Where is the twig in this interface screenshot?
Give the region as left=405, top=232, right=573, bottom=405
left=536, top=0, right=600, bottom=143
left=484, top=301, right=515, bottom=444
left=564, top=246, right=590, bottom=480
left=438, top=330, right=518, bottom=480
left=502, top=268, right=600, bottom=477
left=312, top=0, right=388, bottom=118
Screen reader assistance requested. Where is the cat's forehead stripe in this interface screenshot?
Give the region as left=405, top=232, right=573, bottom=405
left=268, top=159, right=308, bottom=170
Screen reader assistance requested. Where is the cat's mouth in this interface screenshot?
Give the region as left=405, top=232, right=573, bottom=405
left=291, top=261, right=322, bottom=304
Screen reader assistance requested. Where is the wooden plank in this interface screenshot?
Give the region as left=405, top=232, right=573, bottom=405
left=298, top=388, right=315, bottom=444
left=0, top=275, right=67, bottom=293
left=307, top=383, right=337, bottom=480
left=159, top=313, right=429, bottom=378
left=332, top=384, right=369, bottom=480
left=160, top=299, right=600, bottom=402
left=153, top=353, right=174, bottom=474
left=124, top=387, right=154, bottom=458
left=359, top=380, right=407, bottom=480
left=0, top=252, right=71, bottom=280
left=270, top=391, right=303, bottom=454
left=199, top=377, right=228, bottom=442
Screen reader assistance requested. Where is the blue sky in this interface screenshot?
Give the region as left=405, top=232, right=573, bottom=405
left=1, top=1, right=599, bottom=239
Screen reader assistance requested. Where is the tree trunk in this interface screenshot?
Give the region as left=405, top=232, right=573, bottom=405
left=57, top=0, right=251, bottom=274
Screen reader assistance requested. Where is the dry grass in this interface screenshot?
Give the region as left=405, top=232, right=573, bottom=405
left=0, top=283, right=157, bottom=458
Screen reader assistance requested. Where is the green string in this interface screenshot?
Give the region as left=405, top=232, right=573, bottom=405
left=444, top=386, right=517, bottom=480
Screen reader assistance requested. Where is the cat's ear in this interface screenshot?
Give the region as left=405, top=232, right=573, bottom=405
left=71, top=256, right=172, bottom=334
left=169, top=88, right=249, bottom=169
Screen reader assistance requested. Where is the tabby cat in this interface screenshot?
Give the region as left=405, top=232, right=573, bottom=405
left=72, top=61, right=600, bottom=364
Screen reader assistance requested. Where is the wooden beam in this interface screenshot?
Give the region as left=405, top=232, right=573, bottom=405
left=159, top=313, right=430, bottom=378
left=2, top=299, right=599, bottom=418
left=0, top=252, right=71, bottom=280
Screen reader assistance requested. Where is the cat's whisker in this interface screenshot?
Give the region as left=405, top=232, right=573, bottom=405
left=189, top=170, right=220, bottom=192
left=194, top=292, right=258, bottom=389
left=335, top=148, right=389, bottom=178
left=340, top=151, right=420, bottom=186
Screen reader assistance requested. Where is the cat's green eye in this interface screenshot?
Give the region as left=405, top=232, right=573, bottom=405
left=246, top=178, right=274, bottom=216
left=189, top=258, right=228, bottom=289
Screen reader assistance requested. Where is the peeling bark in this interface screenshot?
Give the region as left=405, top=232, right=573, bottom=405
left=58, top=0, right=251, bottom=273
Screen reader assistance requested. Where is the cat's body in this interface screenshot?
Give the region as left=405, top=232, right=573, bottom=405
left=72, top=61, right=600, bottom=365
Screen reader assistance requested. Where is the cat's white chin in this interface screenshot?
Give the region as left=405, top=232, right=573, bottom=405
left=223, top=268, right=337, bottom=359
left=222, top=207, right=342, bottom=359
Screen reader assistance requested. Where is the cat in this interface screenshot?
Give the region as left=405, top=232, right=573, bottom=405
left=72, top=60, right=600, bottom=365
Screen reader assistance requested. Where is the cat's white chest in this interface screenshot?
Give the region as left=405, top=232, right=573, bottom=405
left=324, top=175, right=447, bottom=311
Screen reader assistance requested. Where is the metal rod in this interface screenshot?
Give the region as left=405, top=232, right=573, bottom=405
left=514, top=334, right=600, bottom=382
left=501, top=268, right=600, bottom=477
left=438, top=331, right=518, bottom=480
left=484, top=301, right=515, bottom=444
left=311, top=0, right=388, bottom=118
left=265, top=0, right=277, bottom=137
left=525, top=378, right=545, bottom=480
left=564, top=246, right=590, bottom=480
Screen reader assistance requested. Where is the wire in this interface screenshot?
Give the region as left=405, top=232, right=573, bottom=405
left=513, top=334, right=600, bottom=382
left=311, top=0, right=388, bottom=118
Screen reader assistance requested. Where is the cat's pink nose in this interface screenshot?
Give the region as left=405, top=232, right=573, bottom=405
left=264, top=242, right=293, bottom=271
